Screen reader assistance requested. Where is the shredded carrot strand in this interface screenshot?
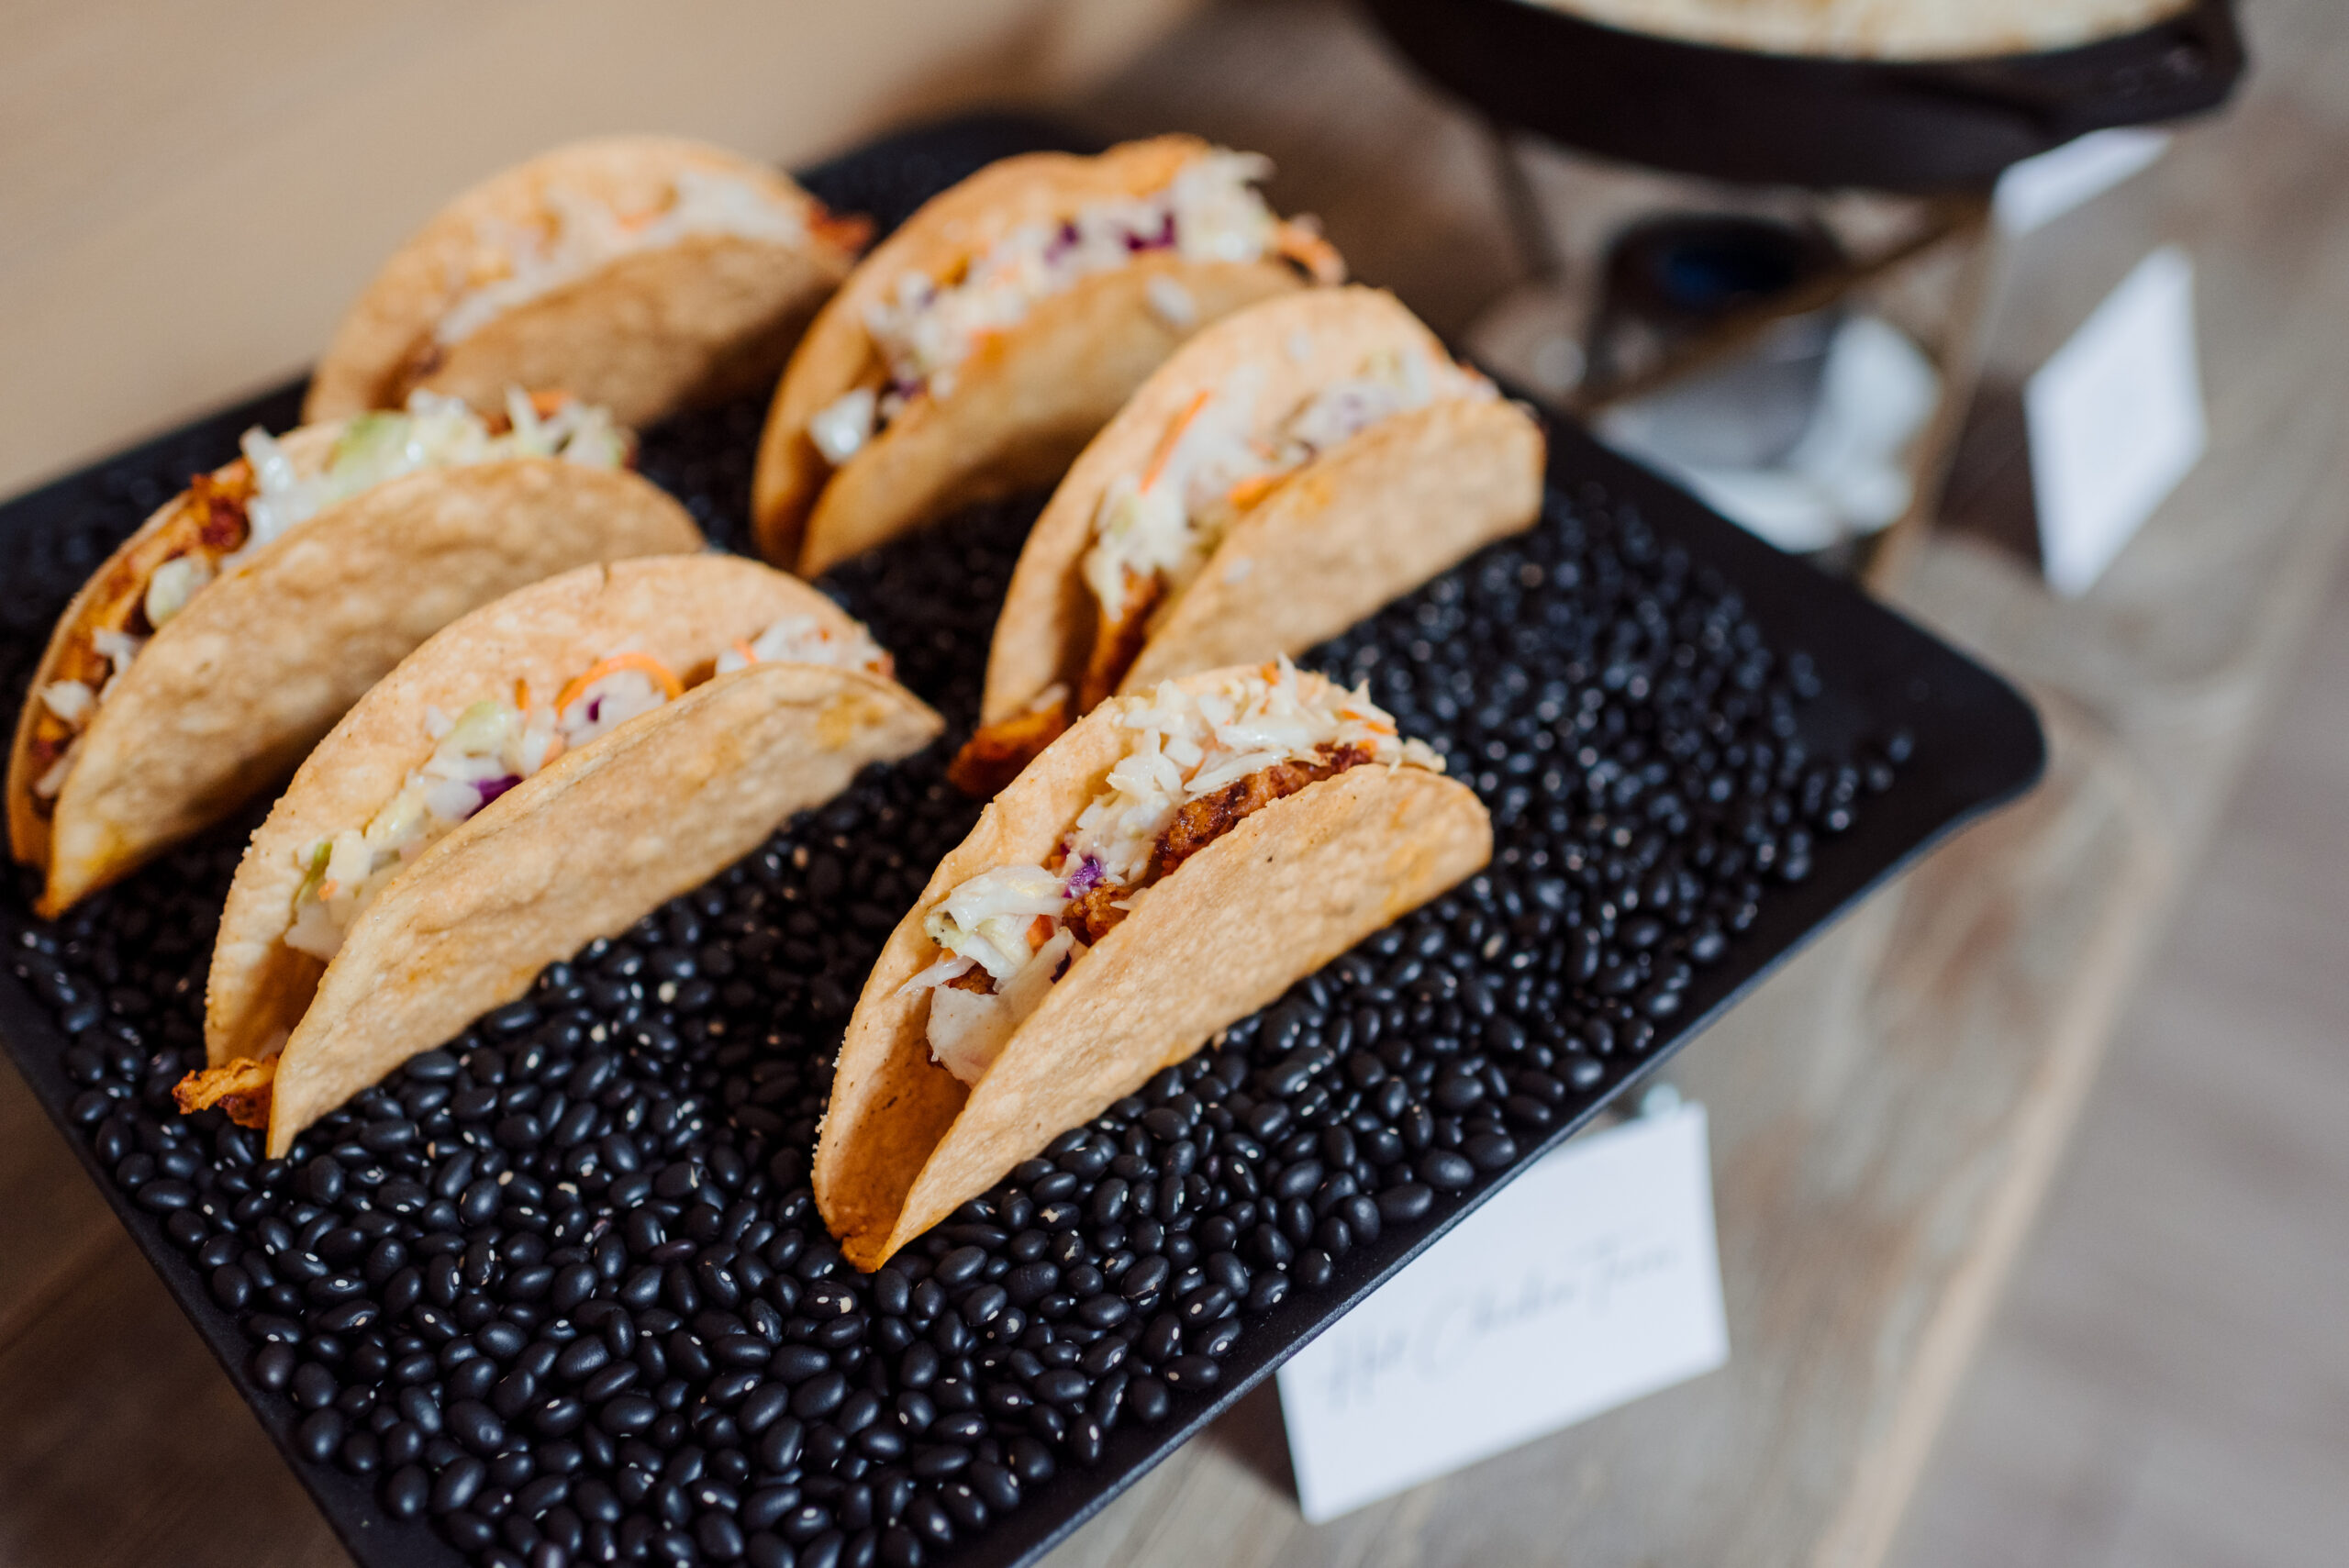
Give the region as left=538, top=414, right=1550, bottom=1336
left=555, top=652, right=684, bottom=715
left=1143, top=391, right=1214, bottom=492
left=813, top=210, right=875, bottom=254
left=729, top=639, right=760, bottom=666
left=1224, top=472, right=1284, bottom=511
left=527, top=390, right=573, bottom=418
left=1274, top=224, right=1346, bottom=285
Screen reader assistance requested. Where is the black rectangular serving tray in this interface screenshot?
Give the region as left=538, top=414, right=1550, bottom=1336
left=0, top=116, right=2042, bottom=1568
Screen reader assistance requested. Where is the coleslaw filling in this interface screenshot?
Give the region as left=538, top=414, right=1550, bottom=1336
left=30, top=391, right=627, bottom=803
left=808, top=150, right=1343, bottom=460
left=906, top=660, right=1442, bottom=1083
left=436, top=169, right=830, bottom=348
left=1084, top=347, right=1494, bottom=628
left=282, top=611, right=888, bottom=961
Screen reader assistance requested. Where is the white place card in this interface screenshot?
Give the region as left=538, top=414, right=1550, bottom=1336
left=1994, top=128, right=2171, bottom=236
left=1275, top=1101, right=1728, bottom=1522
left=2025, top=245, right=2208, bottom=596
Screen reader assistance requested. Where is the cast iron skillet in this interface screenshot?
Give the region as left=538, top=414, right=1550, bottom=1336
left=1362, top=0, right=2244, bottom=191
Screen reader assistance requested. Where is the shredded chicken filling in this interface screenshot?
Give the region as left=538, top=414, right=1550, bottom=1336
left=908, top=662, right=1441, bottom=1085
left=805, top=150, right=1344, bottom=463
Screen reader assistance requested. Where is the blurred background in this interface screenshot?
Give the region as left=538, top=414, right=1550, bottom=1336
left=1, top=1, right=2341, bottom=1564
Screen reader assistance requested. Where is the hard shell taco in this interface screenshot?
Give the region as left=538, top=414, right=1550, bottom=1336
left=305, top=136, right=868, bottom=430
left=189, top=555, right=941, bottom=1157
left=816, top=660, right=1490, bottom=1270
left=751, top=135, right=1346, bottom=578
left=7, top=391, right=699, bottom=917
left=952, top=287, right=1545, bottom=795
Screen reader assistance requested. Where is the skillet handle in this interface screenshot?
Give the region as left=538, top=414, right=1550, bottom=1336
left=1900, top=0, right=2246, bottom=144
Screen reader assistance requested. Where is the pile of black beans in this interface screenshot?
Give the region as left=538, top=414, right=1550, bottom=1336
left=6, top=412, right=1906, bottom=1568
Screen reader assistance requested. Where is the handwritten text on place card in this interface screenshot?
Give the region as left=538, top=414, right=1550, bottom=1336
left=1276, top=1102, right=1728, bottom=1522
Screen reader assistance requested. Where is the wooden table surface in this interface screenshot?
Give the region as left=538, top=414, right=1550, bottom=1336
left=5, top=1, right=2347, bottom=1565
left=0, top=0, right=1194, bottom=500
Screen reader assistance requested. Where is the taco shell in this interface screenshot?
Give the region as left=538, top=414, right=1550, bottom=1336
left=751, top=136, right=1330, bottom=577
left=306, top=137, right=863, bottom=430
left=976, top=288, right=1544, bottom=758
left=816, top=666, right=1491, bottom=1270
left=7, top=441, right=700, bottom=917
left=205, top=555, right=941, bottom=1156
left=1122, top=397, right=1543, bottom=688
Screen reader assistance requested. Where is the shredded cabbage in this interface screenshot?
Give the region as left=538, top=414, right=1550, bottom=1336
left=863, top=151, right=1287, bottom=421
left=1083, top=348, right=1491, bottom=626
left=907, top=660, right=1443, bottom=1084
left=284, top=696, right=558, bottom=960
left=283, top=605, right=891, bottom=959
left=31, top=389, right=630, bottom=805
left=714, top=614, right=890, bottom=678
left=238, top=389, right=626, bottom=565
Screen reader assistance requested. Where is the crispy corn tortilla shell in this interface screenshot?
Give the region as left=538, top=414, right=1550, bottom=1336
left=305, top=137, right=859, bottom=430
left=7, top=424, right=332, bottom=873
left=815, top=667, right=1492, bottom=1270
left=795, top=259, right=1304, bottom=580
left=260, top=662, right=938, bottom=1157
left=978, top=286, right=1544, bottom=734
left=6, top=442, right=699, bottom=917
left=751, top=137, right=1213, bottom=561
left=206, top=555, right=937, bottom=1107
left=1119, top=398, right=1545, bottom=690
left=750, top=136, right=1318, bottom=574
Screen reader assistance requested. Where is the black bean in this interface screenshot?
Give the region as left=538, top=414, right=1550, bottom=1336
left=1464, top=1131, right=1520, bottom=1170
left=698, top=1510, right=748, bottom=1560
left=557, top=1337, right=611, bottom=1384
left=1419, top=1151, right=1475, bottom=1191
left=1377, top=1183, right=1434, bottom=1224
left=792, top=1370, right=848, bottom=1420
left=930, top=1247, right=985, bottom=1287
left=1119, top=1254, right=1170, bottom=1302
left=476, top=1320, right=527, bottom=1361
left=445, top=1398, right=504, bottom=1455
left=757, top=1418, right=806, bottom=1473
left=294, top=1407, right=344, bottom=1463
left=599, top=1394, right=658, bottom=1436
left=930, top=1411, right=986, bottom=1444
left=433, top=1454, right=486, bottom=1515
left=442, top=1509, right=495, bottom=1551
left=1159, top=1355, right=1219, bottom=1392
left=292, top=1361, right=338, bottom=1410
left=383, top=1463, right=430, bottom=1520
left=966, top=1461, right=1021, bottom=1513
